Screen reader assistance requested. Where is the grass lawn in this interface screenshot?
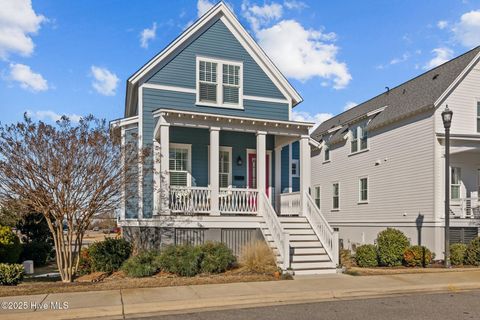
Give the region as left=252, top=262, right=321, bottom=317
left=0, top=266, right=277, bottom=297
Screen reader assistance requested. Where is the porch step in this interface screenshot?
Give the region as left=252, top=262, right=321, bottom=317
left=265, top=234, right=318, bottom=242
left=289, top=241, right=324, bottom=248
left=293, top=247, right=327, bottom=255
left=291, top=261, right=336, bottom=269
left=261, top=222, right=311, bottom=229
left=291, top=254, right=330, bottom=262
left=294, top=268, right=337, bottom=275
left=278, top=217, right=307, bottom=223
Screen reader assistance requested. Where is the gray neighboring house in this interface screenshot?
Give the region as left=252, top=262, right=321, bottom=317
left=310, top=46, right=480, bottom=259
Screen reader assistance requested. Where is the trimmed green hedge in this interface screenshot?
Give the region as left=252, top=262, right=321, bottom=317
left=199, top=242, right=236, bottom=274
left=121, top=251, right=160, bottom=278
left=355, top=244, right=378, bottom=268
left=88, top=238, right=132, bottom=273
left=0, top=263, right=24, bottom=285
left=450, top=243, right=467, bottom=266
left=377, top=228, right=410, bottom=267
left=465, top=237, right=480, bottom=266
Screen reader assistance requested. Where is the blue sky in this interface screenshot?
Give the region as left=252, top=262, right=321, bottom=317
left=1, top=0, right=480, bottom=126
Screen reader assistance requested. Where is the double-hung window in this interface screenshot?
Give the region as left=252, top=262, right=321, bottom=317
left=359, top=177, right=368, bottom=203
left=451, top=167, right=461, bottom=200
left=219, top=148, right=232, bottom=188
left=324, top=145, right=330, bottom=162
left=351, top=124, right=368, bottom=153
left=291, top=159, right=299, bottom=177
left=197, top=57, right=242, bottom=108
left=332, top=182, right=340, bottom=210
left=169, top=144, right=191, bottom=186
left=477, top=101, right=480, bottom=133
left=314, top=186, right=321, bottom=209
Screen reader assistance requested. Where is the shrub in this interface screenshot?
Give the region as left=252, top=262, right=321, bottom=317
left=450, top=243, right=467, bottom=266
left=403, top=245, right=432, bottom=267
left=355, top=244, right=378, bottom=268
left=340, top=249, right=356, bottom=268
left=465, top=237, right=480, bottom=266
left=0, top=263, right=24, bottom=285
left=158, top=245, right=203, bottom=277
left=122, top=251, right=161, bottom=277
left=199, top=242, right=236, bottom=274
left=376, top=228, right=410, bottom=267
left=77, top=248, right=92, bottom=275
left=239, top=240, right=277, bottom=274
left=20, top=242, right=51, bottom=267
left=0, top=226, right=22, bottom=264
left=88, top=238, right=132, bottom=273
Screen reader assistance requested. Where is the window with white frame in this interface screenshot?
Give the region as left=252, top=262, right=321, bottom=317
left=314, top=186, right=321, bottom=209
left=359, top=177, right=368, bottom=203
left=477, top=169, right=480, bottom=195
left=332, top=182, right=339, bottom=210
left=477, top=101, right=480, bottom=133
left=351, top=124, right=368, bottom=153
left=219, top=148, right=232, bottom=188
left=324, top=145, right=330, bottom=162
left=291, top=159, right=299, bottom=177
left=451, top=167, right=461, bottom=200
left=197, top=57, right=242, bottom=107
left=169, top=145, right=191, bottom=186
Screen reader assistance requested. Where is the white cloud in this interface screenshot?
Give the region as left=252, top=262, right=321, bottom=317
left=255, top=20, right=351, bottom=88
left=27, top=110, right=82, bottom=123
left=283, top=0, right=307, bottom=10
left=197, top=0, right=215, bottom=17
left=390, top=52, right=411, bottom=65
left=242, top=2, right=283, bottom=31
left=90, top=66, right=119, bottom=96
left=423, top=47, right=453, bottom=70
left=8, top=63, right=48, bottom=91
left=452, top=10, right=480, bottom=47
left=291, top=110, right=333, bottom=132
left=140, top=22, right=157, bottom=49
left=343, top=101, right=357, bottom=111
left=0, top=0, right=46, bottom=59
left=437, top=20, right=448, bottom=30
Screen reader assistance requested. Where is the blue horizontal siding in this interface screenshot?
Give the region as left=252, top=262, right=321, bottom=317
left=143, top=88, right=289, bottom=121
left=147, top=19, right=285, bottom=100
left=125, top=128, right=139, bottom=219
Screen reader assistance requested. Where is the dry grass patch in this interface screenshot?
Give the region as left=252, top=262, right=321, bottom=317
left=238, top=240, right=278, bottom=274
left=346, top=266, right=480, bottom=276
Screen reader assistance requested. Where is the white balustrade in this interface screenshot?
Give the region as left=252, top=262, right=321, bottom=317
left=260, top=192, right=290, bottom=270
left=169, top=186, right=211, bottom=214
left=219, top=188, right=258, bottom=214
left=450, top=197, right=480, bottom=219
left=280, top=192, right=301, bottom=215
left=304, top=192, right=339, bottom=266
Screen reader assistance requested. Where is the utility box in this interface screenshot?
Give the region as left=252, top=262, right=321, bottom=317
left=23, top=260, right=34, bottom=274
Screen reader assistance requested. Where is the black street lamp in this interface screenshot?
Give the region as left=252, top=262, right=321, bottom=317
left=442, top=105, right=453, bottom=268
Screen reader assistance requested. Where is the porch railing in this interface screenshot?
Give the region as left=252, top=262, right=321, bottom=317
left=219, top=188, right=258, bottom=214
left=450, top=197, right=480, bottom=219
left=260, top=192, right=290, bottom=270
left=304, top=192, right=339, bottom=266
left=169, top=186, right=211, bottom=214
left=280, top=191, right=301, bottom=215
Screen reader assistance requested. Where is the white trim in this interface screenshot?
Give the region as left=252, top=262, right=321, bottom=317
left=138, top=86, right=144, bottom=219
left=327, top=125, right=342, bottom=133
left=110, top=115, right=139, bottom=128
left=434, top=50, right=480, bottom=107
left=195, top=56, right=244, bottom=109
left=358, top=176, right=369, bottom=204
left=207, top=145, right=233, bottom=188
left=291, top=159, right=299, bottom=178
left=313, top=185, right=321, bottom=210
left=142, top=83, right=196, bottom=94
left=243, top=95, right=289, bottom=104
left=288, top=143, right=293, bottom=192
left=246, top=148, right=273, bottom=191
left=366, top=106, right=387, bottom=117
left=169, top=143, right=192, bottom=187
left=332, top=181, right=340, bottom=211
left=476, top=99, right=480, bottom=133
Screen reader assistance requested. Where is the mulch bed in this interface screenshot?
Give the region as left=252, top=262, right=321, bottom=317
left=0, top=268, right=277, bottom=297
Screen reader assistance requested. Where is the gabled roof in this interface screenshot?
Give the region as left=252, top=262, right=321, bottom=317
left=125, top=1, right=302, bottom=117
left=312, top=46, right=480, bottom=141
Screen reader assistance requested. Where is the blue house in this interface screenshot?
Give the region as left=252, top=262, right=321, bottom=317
left=112, top=2, right=338, bottom=274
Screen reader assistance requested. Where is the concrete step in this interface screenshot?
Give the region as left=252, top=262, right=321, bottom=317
left=291, top=254, right=330, bottom=262
left=293, top=247, right=326, bottom=255
left=293, top=268, right=337, bottom=275
left=291, top=261, right=336, bottom=269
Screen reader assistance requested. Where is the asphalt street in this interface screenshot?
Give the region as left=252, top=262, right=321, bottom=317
left=141, top=290, right=480, bottom=320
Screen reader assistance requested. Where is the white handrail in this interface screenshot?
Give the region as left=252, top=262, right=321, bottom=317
left=280, top=191, right=301, bottom=215
left=219, top=188, right=258, bottom=214
left=450, top=197, right=480, bottom=219
left=260, top=192, right=290, bottom=270
left=305, top=192, right=339, bottom=266
left=169, top=186, right=211, bottom=214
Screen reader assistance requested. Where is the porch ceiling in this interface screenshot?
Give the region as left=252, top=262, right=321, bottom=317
left=153, top=108, right=313, bottom=139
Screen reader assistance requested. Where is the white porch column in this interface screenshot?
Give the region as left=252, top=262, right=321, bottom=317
left=210, top=127, right=220, bottom=215
left=257, top=131, right=267, bottom=196
left=153, top=139, right=161, bottom=215
left=299, top=135, right=311, bottom=215
left=275, top=146, right=282, bottom=212
left=159, top=124, right=170, bottom=214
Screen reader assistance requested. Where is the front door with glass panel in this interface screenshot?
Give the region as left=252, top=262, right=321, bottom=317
left=248, top=153, right=270, bottom=196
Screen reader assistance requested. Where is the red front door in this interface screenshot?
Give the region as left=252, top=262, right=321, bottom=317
left=248, top=153, right=270, bottom=196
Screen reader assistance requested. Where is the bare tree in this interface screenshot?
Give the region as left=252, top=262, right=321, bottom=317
left=0, top=115, right=141, bottom=282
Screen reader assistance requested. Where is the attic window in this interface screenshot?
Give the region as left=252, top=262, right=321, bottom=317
left=196, top=56, right=243, bottom=109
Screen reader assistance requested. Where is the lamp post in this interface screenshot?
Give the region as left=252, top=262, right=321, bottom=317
left=442, top=105, right=453, bottom=268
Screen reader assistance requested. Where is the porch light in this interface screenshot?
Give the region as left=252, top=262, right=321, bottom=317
left=442, top=105, right=453, bottom=268
left=237, top=156, right=243, bottom=166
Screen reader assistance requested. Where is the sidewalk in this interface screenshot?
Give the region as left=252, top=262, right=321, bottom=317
left=2, top=270, right=480, bottom=320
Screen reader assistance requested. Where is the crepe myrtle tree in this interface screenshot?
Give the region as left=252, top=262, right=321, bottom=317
left=0, top=114, right=146, bottom=282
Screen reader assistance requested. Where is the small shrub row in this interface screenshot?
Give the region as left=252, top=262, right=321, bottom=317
left=78, top=238, right=132, bottom=275
left=121, top=242, right=236, bottom=278
left=450, top=237, right=480, bottom=266
left=0, top=226, right=22, bottom=264
left=0, top=263, right=24, bottom=285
